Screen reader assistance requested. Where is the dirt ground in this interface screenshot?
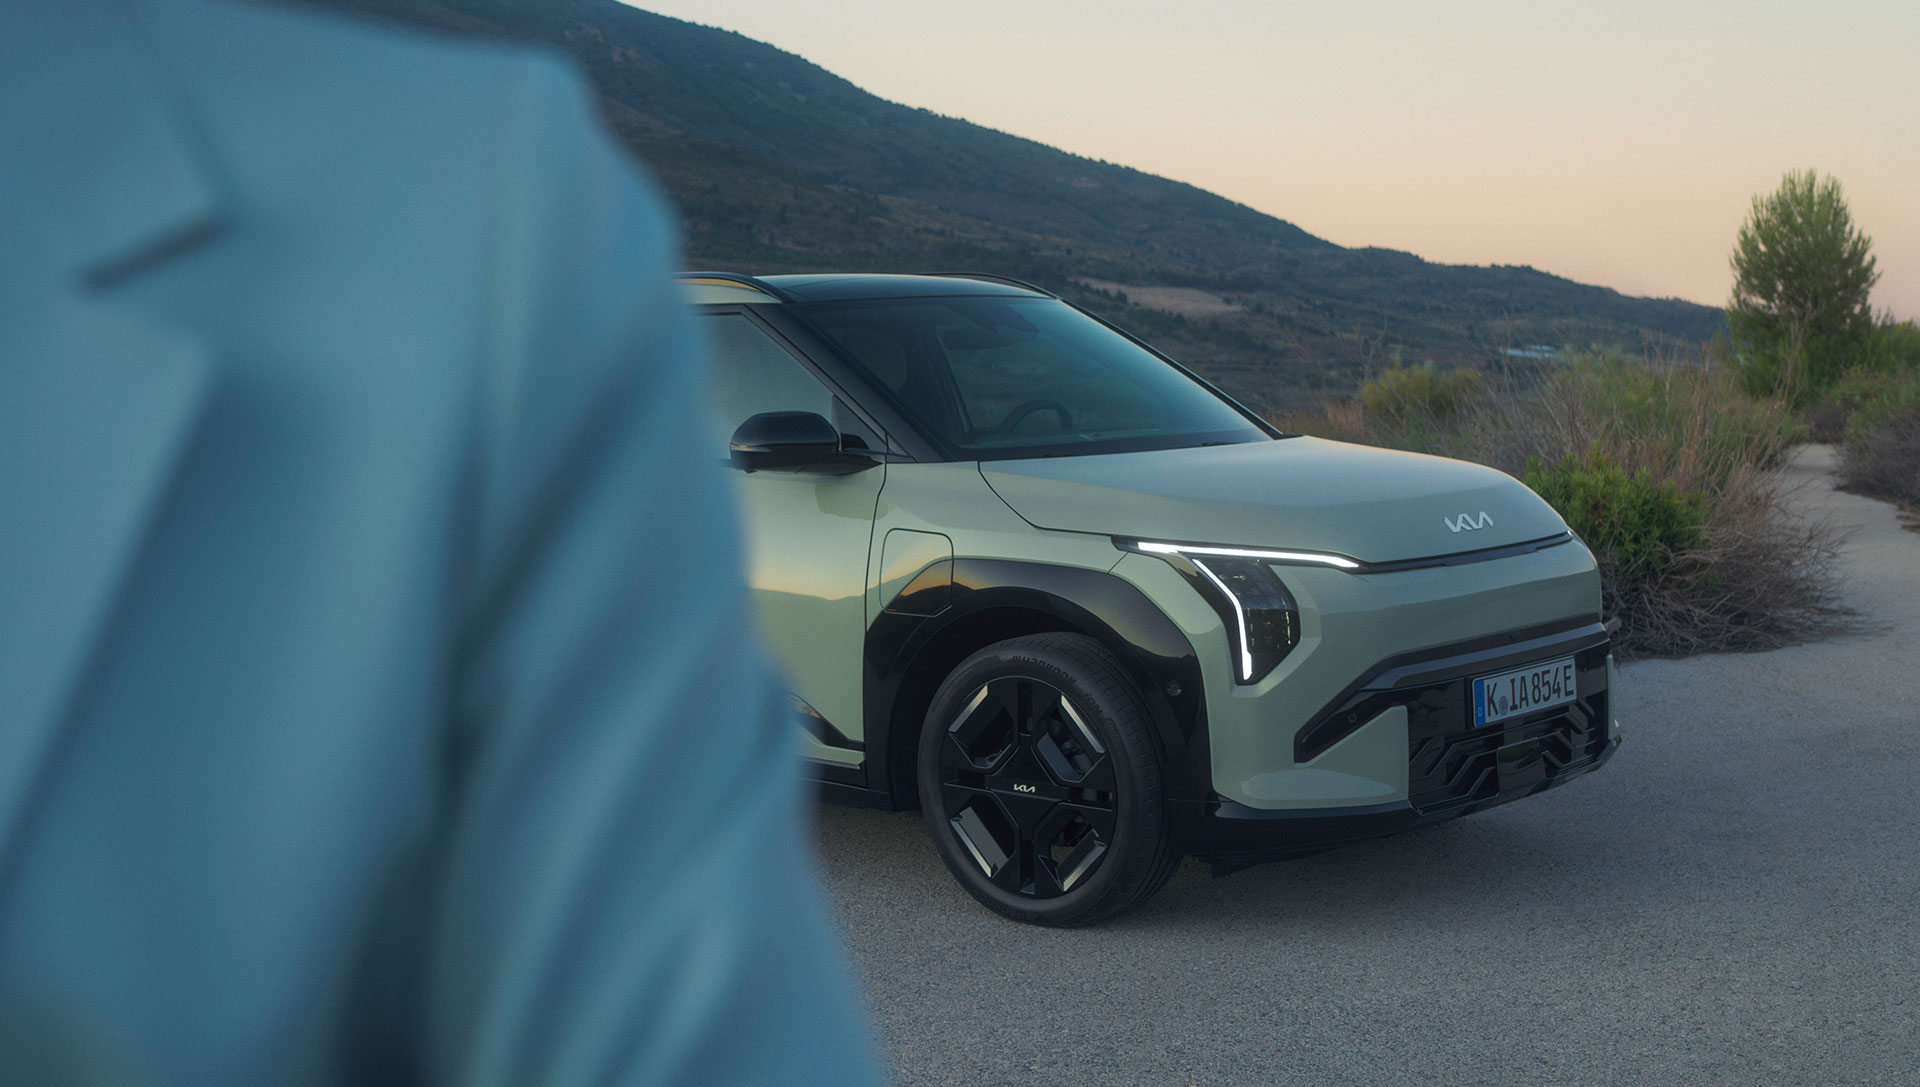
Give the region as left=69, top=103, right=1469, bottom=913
left=1075, top=277, right=1241, bottom=317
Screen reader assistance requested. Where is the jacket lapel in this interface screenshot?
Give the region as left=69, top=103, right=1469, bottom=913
left=0, top=312, right=213, bottom=867
left=0, top=0, right=224, bottom=874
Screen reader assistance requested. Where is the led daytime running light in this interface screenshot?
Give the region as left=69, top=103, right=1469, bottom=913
left=1129, top=540, right=1360, bottom=570
left=1191, top=559, right=1256, bottom=681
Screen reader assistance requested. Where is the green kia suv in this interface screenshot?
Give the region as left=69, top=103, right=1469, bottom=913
left=686, top=272, right=1620, bottom=925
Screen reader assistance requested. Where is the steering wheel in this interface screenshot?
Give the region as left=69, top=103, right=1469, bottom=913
left=995, top=398, right=1074, bottom=435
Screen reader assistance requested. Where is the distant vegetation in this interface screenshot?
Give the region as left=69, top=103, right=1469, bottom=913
left=1817, top=342, right=1920, bottom=514
left=1725, top=171, right=1918, bottom=516
left=286, top=2, right=1920, bottom=656
left=1728, top=170, right=1882, bottom=404
left=1276, top=169, right=1919, bottom=653
left=307, top=0, right=1725, bottom=411
left=1277, top=351, right=1846, bottom=658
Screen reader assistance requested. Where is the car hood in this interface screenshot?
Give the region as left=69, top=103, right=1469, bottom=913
left=979, top=437, right=1567, bottom=564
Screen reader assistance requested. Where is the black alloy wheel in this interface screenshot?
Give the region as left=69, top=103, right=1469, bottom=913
left=917, top=633, right=1176, bottom=925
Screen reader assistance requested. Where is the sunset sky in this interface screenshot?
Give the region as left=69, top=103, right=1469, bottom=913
left=624, top=0, right=1918, bottom=320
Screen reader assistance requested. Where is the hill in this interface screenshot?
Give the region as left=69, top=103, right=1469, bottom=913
left=304, top=0, right=1727, bottom=410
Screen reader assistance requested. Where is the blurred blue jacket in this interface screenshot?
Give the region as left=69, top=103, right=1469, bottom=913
left=0, top=0, right=883, bottom=1083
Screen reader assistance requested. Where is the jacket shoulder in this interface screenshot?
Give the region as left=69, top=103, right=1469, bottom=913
left=144, top=0, right=596, bottom=154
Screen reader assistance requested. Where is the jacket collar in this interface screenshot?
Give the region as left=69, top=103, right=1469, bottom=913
left=0, top=0, right=225, bottom=289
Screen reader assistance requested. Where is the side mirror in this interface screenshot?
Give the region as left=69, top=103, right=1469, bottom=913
left=729, top=411, right=879, bottom=475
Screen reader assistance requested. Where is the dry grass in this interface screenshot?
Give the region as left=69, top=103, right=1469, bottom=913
left=1276, top=353, right=1849, bottom=659
left=1838, top=406, right=1920, bottom=514
left=1616, top=459, right=1850, bottom=657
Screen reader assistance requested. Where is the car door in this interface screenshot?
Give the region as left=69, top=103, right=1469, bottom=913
left=701, top=309, right=886, bottom=777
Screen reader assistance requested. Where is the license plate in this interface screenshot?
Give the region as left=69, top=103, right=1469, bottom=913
left=1472, top=656, right=1577, bottom=727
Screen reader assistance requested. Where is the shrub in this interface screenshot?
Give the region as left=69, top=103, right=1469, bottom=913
left=1356, top=363, right=1481, bottom=425
left=1289, top=347, right=1845, bottom=657
left=1269, top=398, right=1370, bottom=444
left=1810, top=366, right=1920, bottom=444
left=1803, top=400, right=1851, bottom=444
left=1840, top=369, right=1920, bottom=438
left=1547, top=351, right=1806, bottom=480
left=1868, top=318, right=1920, bottom=373
left=1839, top=405, right=1920, bottom=510
left=1515, top=448, right=1839, bottom=656
left=1801, top=326, right=1920, bottom=441
left=1378, top=350, right=1804, bottom=492
left=1524, top=450, right=1706, bottom=574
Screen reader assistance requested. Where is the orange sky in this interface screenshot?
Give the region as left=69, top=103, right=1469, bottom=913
left=626, top=1, right=1919, bottom=320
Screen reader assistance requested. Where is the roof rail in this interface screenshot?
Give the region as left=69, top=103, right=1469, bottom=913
left=924, top=271, right=1056, bottom=298
left=676, top=271, right=794, bottom=302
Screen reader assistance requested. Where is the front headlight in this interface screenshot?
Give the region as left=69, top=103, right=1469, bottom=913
left=1119, top=539, right=1348, bottom=684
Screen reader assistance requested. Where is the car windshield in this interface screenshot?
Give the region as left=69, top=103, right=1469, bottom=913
left=788, top=295, right=1273, bottom=460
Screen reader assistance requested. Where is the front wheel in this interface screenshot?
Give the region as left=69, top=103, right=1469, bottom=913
left=917, top=633, right=1177, bottom=925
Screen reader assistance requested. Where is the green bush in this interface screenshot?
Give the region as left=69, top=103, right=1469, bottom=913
left=1868, top=319, right=1920, bottom=373
left=1820, top=367, right=1920, bottom=441
left=1801, top=329, right=1920, bottom=441
left=1729, top=318, right=1913, bottom=412
left=1288, top=348, right=1844, bottom=658
left=1357, top=363, right=1480, bottom=424
left=1555, top=351, right=1805, bottom=480
left=1524, top=449, right=1708, bottom=574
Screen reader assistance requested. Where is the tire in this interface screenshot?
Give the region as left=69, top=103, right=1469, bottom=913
left=917, top=633, right=1177, bottom=926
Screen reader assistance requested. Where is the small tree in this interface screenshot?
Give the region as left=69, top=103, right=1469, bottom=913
left=1727, top=170, right=1879, bottom=402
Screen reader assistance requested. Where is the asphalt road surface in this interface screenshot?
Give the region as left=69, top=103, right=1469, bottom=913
left=813, top=446, right=1919, bottom=1086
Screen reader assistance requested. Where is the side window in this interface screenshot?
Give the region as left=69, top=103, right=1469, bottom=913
left=705, top=313, right=834, bottom=434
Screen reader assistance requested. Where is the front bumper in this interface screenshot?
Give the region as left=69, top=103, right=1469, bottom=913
left=1171, top=622, right=1617, bottom=866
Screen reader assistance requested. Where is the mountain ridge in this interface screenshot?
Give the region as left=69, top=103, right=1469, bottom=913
left=304, top=0, right=1725, bottom=408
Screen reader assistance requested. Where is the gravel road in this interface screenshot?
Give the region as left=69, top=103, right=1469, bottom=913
left=813, top=445, right=1919, bottom=1086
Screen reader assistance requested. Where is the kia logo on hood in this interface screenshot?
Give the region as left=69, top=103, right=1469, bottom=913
left=1445, top=511, right=1493, bottom=533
